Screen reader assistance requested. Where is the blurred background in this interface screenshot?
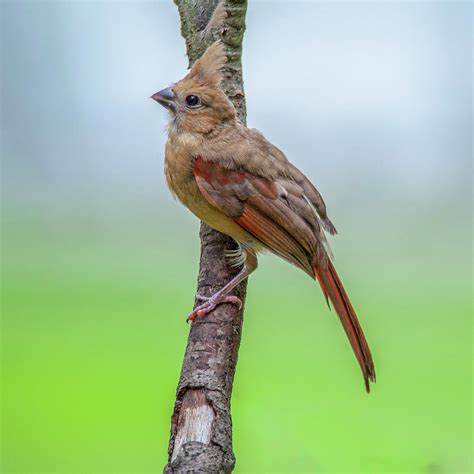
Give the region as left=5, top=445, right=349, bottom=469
left=1, top=1, right=472, bottom=473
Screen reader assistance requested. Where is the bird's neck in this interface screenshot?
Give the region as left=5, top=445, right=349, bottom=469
left=167, top=116, right=238, bottom=143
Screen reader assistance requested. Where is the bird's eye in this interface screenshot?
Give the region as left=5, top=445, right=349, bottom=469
left=185, top=95, right=201, bottom=107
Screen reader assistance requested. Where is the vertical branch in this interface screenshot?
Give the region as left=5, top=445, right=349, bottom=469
left=164, top=1, right=247, bottom=472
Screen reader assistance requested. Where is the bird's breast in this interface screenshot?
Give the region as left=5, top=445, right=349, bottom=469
left=163, top=136, right=261, bottom=248
left=164, top=139, right=198, bottom=205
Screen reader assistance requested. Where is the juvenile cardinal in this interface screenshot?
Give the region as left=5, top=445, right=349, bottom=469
left=152, top=42, right=375, bottom=391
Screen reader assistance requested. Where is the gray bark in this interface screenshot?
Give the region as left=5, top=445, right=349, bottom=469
left=164, top=1, right=248, bottom=472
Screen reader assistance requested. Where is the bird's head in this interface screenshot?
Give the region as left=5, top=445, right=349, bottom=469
left=152, top=41, right=236, bottom=134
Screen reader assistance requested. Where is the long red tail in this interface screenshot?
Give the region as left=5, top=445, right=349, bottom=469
left=314, top=259, right=376, bottom=392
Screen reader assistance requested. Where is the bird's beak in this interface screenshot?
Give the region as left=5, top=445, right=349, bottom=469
left=151, top=86, right=177, bottom=113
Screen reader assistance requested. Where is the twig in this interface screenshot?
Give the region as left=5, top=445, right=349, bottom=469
left=164, top=1, right=248, bottom=472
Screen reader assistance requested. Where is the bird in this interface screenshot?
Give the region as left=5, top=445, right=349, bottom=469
left=152, top=41, right=376, bottom=392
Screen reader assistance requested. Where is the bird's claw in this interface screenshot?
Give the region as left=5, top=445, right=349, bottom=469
left=195, top=294, right=209, bottom=302
left=187, top=294, right=242, bottom=322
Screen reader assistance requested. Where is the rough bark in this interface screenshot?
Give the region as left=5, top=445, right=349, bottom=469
left=164, top=1, right=248, bottom=472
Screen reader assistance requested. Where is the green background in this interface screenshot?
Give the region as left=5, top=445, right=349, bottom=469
left=2, top=209, right=471, bottom=473
left=1, top=1, right=472, bottom=473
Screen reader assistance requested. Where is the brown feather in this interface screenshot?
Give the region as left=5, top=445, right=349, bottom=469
left=313, top=259, right=376, bottom=392
left=193, top=158, right=317, bottom=275
left=236, top=207, right=313, bottom=275
left=186, top=41, right=226, bottom=87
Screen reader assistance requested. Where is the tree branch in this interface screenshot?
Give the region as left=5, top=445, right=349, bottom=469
left=164, top=1, right=247, bottom=472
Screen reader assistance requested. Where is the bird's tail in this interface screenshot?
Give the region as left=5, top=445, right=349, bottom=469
left=313, top=259, right=376, bottom=392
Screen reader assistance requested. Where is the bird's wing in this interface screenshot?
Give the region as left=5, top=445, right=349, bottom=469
left=193, top=157, right=375, bottom=391
left=286, top=163, right=338, bottom=235
left=193, top=157, right=331, bottom=276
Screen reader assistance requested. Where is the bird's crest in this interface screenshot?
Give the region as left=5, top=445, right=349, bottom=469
left=185, top=41, right=227, bottom=87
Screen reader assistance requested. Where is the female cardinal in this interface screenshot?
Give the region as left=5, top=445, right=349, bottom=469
left=152, top=42, right=375, bottom=391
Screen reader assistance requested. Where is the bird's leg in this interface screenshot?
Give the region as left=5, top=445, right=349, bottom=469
left=187, top=250, right=257, bottom=322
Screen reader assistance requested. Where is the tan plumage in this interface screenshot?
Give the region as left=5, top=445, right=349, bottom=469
left=152, top=42, right=376, bottom=392
left=184, top=41, right=227, bottom=86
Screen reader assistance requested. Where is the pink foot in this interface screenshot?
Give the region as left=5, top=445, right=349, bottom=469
left=187, top=294, right=242, bottom=322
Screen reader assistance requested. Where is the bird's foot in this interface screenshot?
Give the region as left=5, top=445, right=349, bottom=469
left=187, top=293, right=242, bottom=322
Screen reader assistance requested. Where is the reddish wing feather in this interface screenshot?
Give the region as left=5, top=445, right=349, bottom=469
left=193, top=157, right=375, bottom=391
left=193, top=157, right=314, bottom=274
left=313, top=260, right=376, bottom=392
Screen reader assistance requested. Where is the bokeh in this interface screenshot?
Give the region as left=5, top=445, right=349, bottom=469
left=1, top=1, right=472, bottom=473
